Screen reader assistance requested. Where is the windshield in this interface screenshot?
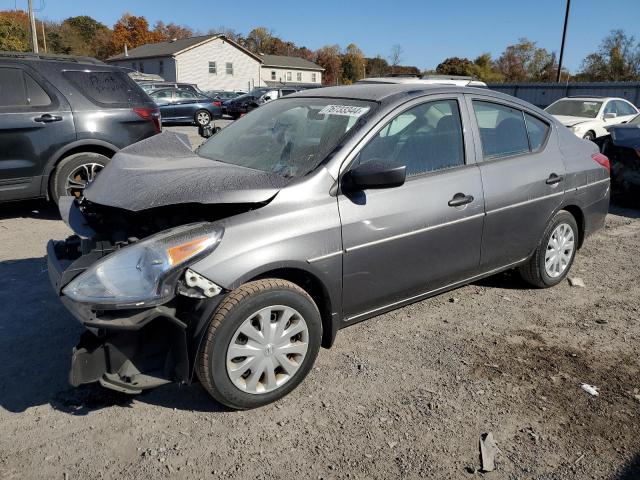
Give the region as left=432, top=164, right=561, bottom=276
left=546, top=99, right=603, bottom=118
left=198, top=98, right=376, bottom=177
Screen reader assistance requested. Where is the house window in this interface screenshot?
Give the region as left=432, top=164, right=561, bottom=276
left=286, top=71, right=292, bottom=81
left=139, top=62, right=144, bottom=73
left=226, top=62, right=233, bottom=75
left=311, top=73, right=317, bottom=82
left=209, top=61, right=217, bottom=74
left=297, top=72, right=302, bottom=82
left=159, top=60, right=164, bottom=75
left=271, top=71, right=276, bottom=80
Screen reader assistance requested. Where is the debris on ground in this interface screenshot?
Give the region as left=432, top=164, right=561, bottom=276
left=479, top=432, right=498, bottom=472
left=568, top=277, right=586, bottom=288
left=581, top=384, right=599, bottom=396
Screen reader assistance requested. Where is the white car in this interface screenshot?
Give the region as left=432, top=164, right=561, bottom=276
left=545, top=96, right=639, bottom=141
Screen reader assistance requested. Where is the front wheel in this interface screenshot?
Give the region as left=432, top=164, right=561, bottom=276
left=196, top=279, right=322, bottom=409
left=519, top=210, right=578, bottom=288
left=582, top=131, right=596, bottom=142
left=195, top=109, right=211, bottom=126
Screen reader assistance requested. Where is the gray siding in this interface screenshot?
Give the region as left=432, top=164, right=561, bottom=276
left=261, top=66, right=322, bottom=85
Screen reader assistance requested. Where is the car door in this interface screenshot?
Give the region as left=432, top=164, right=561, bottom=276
left=0, top=64, right=75, bottom=201
left=151, top=89, right=175, bottom=121
left=465, top=95, right=564, bottom=271
left=173, top=90, right=199, bottom=119
left=338, top=96, right=484, bottom=320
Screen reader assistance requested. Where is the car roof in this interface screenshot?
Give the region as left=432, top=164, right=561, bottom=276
left=560, top=96, right=624, bottom=101
left=291, top=83, right=487, bottom=102
left=358, top=76, right=488, bottom=87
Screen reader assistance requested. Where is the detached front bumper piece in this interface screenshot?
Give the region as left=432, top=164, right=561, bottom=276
left=47, top=238, right=190, bottom=394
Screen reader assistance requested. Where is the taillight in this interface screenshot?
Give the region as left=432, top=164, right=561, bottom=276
left=213, top=100, right=222, bottom=107
left=134, top=107, right=162, bottom=134
left=591, top=152, right=610, bottom=172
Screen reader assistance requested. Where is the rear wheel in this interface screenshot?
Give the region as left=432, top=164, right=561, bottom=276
left=197, top=279, right=322, bottom=409
left=195, top=109, right=211, bottom=126
left=52, top=152, right=110, bottom=203
left=519, top=210, right=578, bottom=288
left=583, top=131, right=596, bottom=142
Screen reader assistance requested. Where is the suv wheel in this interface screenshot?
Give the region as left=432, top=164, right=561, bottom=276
left=195, top=110, right=211, bottom=126
left=197, top=279, right=322, bottom=409
left=52, top=152, right=110, bottom=203
left=519, top=210, right=578, bottom=288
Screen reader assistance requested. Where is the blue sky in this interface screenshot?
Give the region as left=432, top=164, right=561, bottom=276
left=5, top=0, right=639, bottom=73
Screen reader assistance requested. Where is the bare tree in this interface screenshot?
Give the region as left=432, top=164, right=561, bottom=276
left=389, top=44, right=404, bottom=73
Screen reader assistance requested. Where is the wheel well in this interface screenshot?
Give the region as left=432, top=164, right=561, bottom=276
left=47, top=145, right=116, bottom=198
left=251, top=268, right=334, bottom=348
left=562, top=205, right=585, bottom=248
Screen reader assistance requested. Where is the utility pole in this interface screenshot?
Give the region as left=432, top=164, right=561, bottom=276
left=556, top=0, right=571, bottom=82
left=28, top=0, right=39, bottom=53
left=41, top=21, right=47, bottom=53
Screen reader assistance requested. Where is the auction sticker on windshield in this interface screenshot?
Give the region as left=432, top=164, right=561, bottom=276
left=319, top=105, right=370, bottom=117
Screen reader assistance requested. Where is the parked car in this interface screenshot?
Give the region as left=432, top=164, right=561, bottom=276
left=149, top=88, right=222, bottom=125
left=224, top=85, right=320, bottom=118
left=358, top=74, right=488, bottom=87
left=603, top=114, right=640, bottom=206
left=139, top=81, right=202, bottom=94
left=48, top=83, right=609, bottom=409
left=545, top=96, right=639, bottom=141
left=0, top=52, right=160, bottom=203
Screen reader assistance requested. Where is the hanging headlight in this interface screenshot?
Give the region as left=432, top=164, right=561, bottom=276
left=62, top=223, right=223, bottom=309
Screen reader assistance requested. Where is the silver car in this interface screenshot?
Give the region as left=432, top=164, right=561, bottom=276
left=47, top=84, right=610, bottom=409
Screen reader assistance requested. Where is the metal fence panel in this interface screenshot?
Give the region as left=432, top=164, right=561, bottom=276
left=487, top=82, right=640, bottom=109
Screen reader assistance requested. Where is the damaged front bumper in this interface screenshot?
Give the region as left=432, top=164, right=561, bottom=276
left=47, top=236, right=223, bottom=394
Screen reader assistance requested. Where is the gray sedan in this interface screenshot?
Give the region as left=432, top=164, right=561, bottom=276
left=48, top=83, right=609, bottom=409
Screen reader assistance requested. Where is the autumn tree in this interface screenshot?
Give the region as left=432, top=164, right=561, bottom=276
left=576, top=30, right=640, bottom=81
left=472, top=53, right=504, bottom=83
left=58, top=16, right=111, bottom=58
left=495, top=38, right=558, bottom=82
left=244, top=27, right=274, bottom=53
left=341, top=43, right=365, bottom=84
left=315, top=45, right=342, bottom=85
left=153, top=21, right=193, bottom=41
left=0, top=10, right=29, bottom=51
left=365, top=56, right=390, bottom=77
left=107, top=13, right=163, bottom=57
left=436, top=57, right=476, bottom=77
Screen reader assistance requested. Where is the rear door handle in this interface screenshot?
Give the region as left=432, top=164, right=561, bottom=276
left=448, top=193, right=474, bottom=207
left=34, top=114, right=62, bottom=123
left=546, top=173, right=564, bottom=185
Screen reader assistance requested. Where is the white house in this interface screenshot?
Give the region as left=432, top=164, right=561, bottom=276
left=107, top=35, right=263, bottom=92
left=260, top=54, right=323, bottom=86
left=107, top=35, right=324, bottom=91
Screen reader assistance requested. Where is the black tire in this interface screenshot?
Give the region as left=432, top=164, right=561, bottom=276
left=194, top=109, right=211, bottom=126
left=519, top=210, right=579, bottom=288
left=583, top=131, right=596, bottom=142
left=196, top=279, right=322, bottom=410
left=52, top=152, right=110, bottom=204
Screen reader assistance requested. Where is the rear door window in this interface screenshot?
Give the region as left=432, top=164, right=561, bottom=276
left=24, top=72, right=51, bottom=106
left=524, top=113, right=550, bottom=152
left=63, top=70, right=148, bottom=107
left=472, top=101, right=530, bottom=159
left=0, top=67, right=52, bottom=107
left=615, top=100, right=637, bottom=116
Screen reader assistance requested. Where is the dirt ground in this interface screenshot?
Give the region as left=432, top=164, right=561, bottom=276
left=0, top=182, right=639, bottom=478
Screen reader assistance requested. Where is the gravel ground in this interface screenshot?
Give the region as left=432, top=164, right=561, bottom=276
left=0, top=135, right=638, bottom=479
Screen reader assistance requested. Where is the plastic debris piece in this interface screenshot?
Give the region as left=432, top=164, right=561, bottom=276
left=568, top=277, right=586, bottom=288
left=581, top=384, right=599, bottom=396
left=480, top=432, right=497, bottom=472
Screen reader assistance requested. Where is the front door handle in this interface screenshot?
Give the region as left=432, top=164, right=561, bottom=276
left=34, top=114, right=62, bottom=123
left=546, top=173, right=564, bottom=185
left=448, top=192, right=474, bottom=207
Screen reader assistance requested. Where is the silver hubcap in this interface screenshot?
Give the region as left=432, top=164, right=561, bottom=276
left=65, top=162, right=103, bottom=198
left=197, top=112, right=210, bottom=125
left=226, top=305, right=309, bottom=395
left=545, top=223, right=575, bottom=278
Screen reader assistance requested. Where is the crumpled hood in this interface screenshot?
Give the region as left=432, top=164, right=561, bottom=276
left=552, top=115, right=594, bottom=128
left=83, top=131, right=289, bottom=212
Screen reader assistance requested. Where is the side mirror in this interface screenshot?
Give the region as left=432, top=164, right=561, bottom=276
left=604, top=112, right=617, bottom=120
left=344, top=160, right=406, bottom=190
left=198, top=124, right=221, bottom=138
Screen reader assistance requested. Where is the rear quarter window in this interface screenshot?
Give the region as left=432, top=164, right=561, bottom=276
left=63, top=70, right=149, bottom=107
left=524, top=113, right=550, bottom=152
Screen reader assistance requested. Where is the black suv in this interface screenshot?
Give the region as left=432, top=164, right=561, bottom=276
left=0, top=52, right=161, bottom=203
